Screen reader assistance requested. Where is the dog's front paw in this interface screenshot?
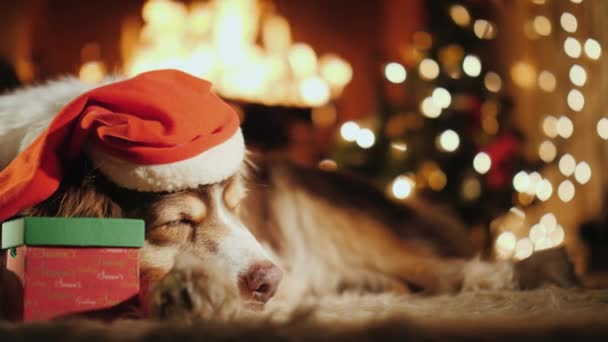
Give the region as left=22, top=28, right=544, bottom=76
left=147, top=253, right=241, bottom=321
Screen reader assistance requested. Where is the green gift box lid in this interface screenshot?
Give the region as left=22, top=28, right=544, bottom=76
left=1, top=217, right=145, bottom=249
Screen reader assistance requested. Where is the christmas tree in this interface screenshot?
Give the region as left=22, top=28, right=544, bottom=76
left=329, top=1, right=526, bottom=235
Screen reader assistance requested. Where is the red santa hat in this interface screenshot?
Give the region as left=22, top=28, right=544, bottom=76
left=0, top=69, right=245, bottom=222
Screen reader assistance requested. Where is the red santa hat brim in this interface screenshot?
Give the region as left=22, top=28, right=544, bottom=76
left=0, top=69, right=245, bottom=222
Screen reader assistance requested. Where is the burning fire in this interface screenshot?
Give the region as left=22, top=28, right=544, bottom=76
left=109, top=0, right=352, bottom=107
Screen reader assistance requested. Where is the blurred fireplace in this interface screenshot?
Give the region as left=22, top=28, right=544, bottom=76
left=0, top=0, right=422, bottom=163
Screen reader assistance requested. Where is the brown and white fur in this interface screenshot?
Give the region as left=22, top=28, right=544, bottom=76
left=0, top=78, right=578, bottom=322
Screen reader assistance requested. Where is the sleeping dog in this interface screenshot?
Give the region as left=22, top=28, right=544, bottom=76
left=0, top=70, right=577, bottom=321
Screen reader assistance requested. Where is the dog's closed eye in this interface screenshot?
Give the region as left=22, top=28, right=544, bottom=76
left=165, top=218, right=197, bottom=227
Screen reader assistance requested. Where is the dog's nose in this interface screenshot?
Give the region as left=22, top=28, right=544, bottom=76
left=241, top=262, right=283, bottom=303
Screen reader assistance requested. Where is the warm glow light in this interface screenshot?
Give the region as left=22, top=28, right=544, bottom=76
left=450, top=5, right=471, bottom=27
left=540, top=213, right=558, bottom=231
left=392, top=176, right=415, bottom=199
left=538, top=140, right=557, bottom=163
left=318, top=159, right=337, bottom=171
left=311, top=105, right=337, bottom=128
left=533, top=16, right=552, bottom=36
left=391, top=142, right=408, bottom=152
left=535, top=179, right=553, bottom=201
left=542, top=115, right=559, bottom=138
left=300, top=76, right=330, bottom=106
left=289, top=43, right=318, bottom=79
left=473, top=19, right=497, bottom=39
left=529, top=224, right=544, bottom=243
left=421, top=97, right=442, bottom=118
left=429, top=169, right=447, bottom=191
left=79, top=61, right=106, bottom=84
left=560, top=12, right=578, bottom=33
left=130, top=0, right=353, bottom=107
left=514, top=238, right=534, bottom=260
left=513, top=171, right=530, bottom=193
left=463, top=55, right=482, bottom=77
left=564, top=37, right=582, bottom=58
left=526, top=172, right=542, bottom=196
left=431, top=87, right=452, bottom=108
left=538, top=70, right=557, bottom=92
left=569, top=64, right=587, bottom=86
left=385, top=62, right=407, bottom=83
left=558, top=180, right=576, bottom=202
left=320, top=54, right=353, bottom=89
left=340, top=121, right=360, bottom=142
left=584, top=39, right=602, bottom=60
left=419, top=59, right=440, bottom=80
left=438, top=130, right=460, bottom=152
left=598, top=117, right=608, bottom=139
left=484, top=72, right=502, bottom=92
left=511, top=61, right=537, bottom=89
left=557, top=116, right=574, bottom=138
left=473, top=152, right=492, bottom=174
left=559, top=154, right=576, bottom=176
left=496, top=231, right=517, bottom=255
left=567, top=89, right=584, bottom=111
left=574, top=161, right=591, bottom=184
left=356, top=128, right=376, bottom=149
left=550, top=225, right=565, bottom=246
left=263, top=14, right=291, bottom=54
left=461, top=176, right=481, bottom=201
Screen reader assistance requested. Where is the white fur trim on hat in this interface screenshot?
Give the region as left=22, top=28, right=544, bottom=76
left=87, top=128, right=245, bottom=192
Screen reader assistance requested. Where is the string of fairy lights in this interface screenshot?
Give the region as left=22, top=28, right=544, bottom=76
left=335, top=0, right=606, bottom=261
left=495, top=0, right=605, bottom=260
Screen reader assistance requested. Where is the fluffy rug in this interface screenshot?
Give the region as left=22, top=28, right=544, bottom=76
left=1, top=287, right=608, bottom=341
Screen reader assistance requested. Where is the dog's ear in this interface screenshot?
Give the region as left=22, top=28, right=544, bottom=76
left=20, top=158, right=124, bottom=218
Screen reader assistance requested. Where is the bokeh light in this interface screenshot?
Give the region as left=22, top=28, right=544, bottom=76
left=355, top=128, right=376, bottom=149
left=511, top=61, right=536, bottom=89
left=392, top=175, right=415, bottom=199
left=437, top=130, right=460, bottom=152
left=537, top=70, right=557, bottom=92
left=463, top=55, right=482, bottom=77
left=484, top=72, right=502, bottom=92
left=569, top=64, right=587, bottom=87
left=558, top=180, right=576, bottom=202
left=532, top=16, right=552, bottom=36
left=473, top=19, right=497, bottom=39
left=560, top=12, right=577, bottom=33
left=559, top=153, right=576, bottom=176
left=473, top=152, right=492, bottom=174
left=449, top=5, right=471, bottom=27
left=564, top=37, right=582, bottom=58
left=300, top=76, right=330, bottom=106
left=542, top=115, right=559, bottom=138
left=584, top=38, right=602, bottom=60
left=385, top=62, right=407, bottom=83
left=535, top=178, right=553, bottom=201
left=419, top=58, right=440, bottom=80
left=567, top=89, right=584, bottom=111
left=496, top=231, right=517, bottom=256
left=514, top=238, right=534, bottom=260
left=421, top=97, right=442, bottom=118
left=431, top=87, right=452, bottom=109
left=538, top=140, right=557, bottom=163
left=574, top=161, right=591, bottom=184
left=513, top=171, right=530, bottom=193
left=557, top=116, right=574, bottom=138
left=340, top=121, right=360, bottom=142
left=598, top=117, right=608, bottom=139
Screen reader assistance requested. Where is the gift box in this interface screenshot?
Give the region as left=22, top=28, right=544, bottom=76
left=1, top=217, right=144, bottom=321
